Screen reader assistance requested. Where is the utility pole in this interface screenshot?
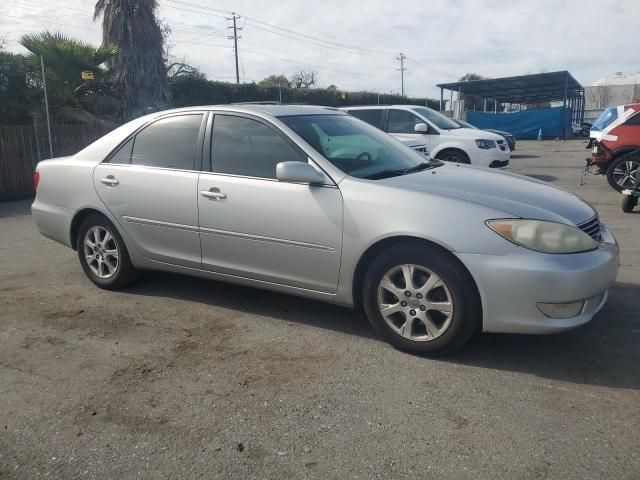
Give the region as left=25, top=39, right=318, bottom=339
left=396, top=53, right=406, bottom=97
left=227, top=13, right=242, bottom=84
left=40, top=56, right=53, bottom=158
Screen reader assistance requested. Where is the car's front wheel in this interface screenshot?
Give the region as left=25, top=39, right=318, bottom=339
left=77, top=214, right=137, bottom=289
left=362, top=242, right=481, bottom=355
left=436, top=149, right=470, bottom=164
left=607, top=154, right=640, bottom=191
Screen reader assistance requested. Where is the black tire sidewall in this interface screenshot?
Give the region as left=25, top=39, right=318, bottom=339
left=76, top=214, right=135, bottom=289
left=362, top=242, right=480, bottom=355
left=607, top=156, right=639, bottom=191
left=437, top=149, right=470, bottom=164
left=622, top=195, right=638, bottom=213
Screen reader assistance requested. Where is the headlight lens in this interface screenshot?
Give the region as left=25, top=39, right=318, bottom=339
left=486, top=219, right=598, bottom=254
left=475, top=139, right=496, bottom=149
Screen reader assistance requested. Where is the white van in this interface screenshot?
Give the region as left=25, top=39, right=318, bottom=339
left=344, top=105, right=510, bottom=168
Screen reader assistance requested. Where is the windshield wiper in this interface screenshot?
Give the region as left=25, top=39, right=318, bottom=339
left=363, top=162, right=439, bottom=180
left=402, top=162, right=437, bottom=174
left=362, top=169, right=406, bottom=180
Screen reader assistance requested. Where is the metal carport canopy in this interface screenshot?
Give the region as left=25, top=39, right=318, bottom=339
left=436, top=71, right=583, bottom=104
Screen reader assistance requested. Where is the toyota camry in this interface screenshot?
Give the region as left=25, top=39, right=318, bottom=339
left=32, top=105, right=619, bottom=354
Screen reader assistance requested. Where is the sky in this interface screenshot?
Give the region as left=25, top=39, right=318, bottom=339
left=1, top=0, right=639, bottom=99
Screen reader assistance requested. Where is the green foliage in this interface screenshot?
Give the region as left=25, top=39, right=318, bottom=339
left=18, top=31, right=118, bottom=124
left=257, top=74, right=291, bottom=89
left=170, top=77, right=438, bottom=109
left=0, top=50, right=36, bottom=123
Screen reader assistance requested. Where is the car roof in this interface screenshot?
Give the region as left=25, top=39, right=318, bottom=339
left=151, top=104, right=344, bottom=118
left=342, top=105, right=429, bottom=111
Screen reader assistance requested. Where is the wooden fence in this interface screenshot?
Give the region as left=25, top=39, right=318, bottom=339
left=0, top=123, right=112, bottom=202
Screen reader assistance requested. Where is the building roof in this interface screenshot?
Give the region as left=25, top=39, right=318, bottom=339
left=591, top=72, right=640, bottom=87
left=437, top=71, right=584, bottom=103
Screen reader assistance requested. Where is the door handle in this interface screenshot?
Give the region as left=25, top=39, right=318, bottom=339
left=200, top=189, right=227, bottom=200
left=100, top=176, right=119, bottom=186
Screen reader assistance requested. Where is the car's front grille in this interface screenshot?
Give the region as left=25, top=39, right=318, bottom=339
left=489, top=160, right=509, bottom=168
left=496, top=139, right=507, bottom=151
left=578, top=216, right=602, bottom=241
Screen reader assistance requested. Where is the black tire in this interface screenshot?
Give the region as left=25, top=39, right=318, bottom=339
left=436, top=149, right=470, bottom=164
left=362, top=241, right=481, bottom=355
left=606, top=154, right=640, bottom=191
left=622, top=194, right=638, bottom=213
left=76, top=214, right=137, bottom=290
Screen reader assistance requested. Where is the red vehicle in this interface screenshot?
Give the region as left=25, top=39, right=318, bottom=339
left=587, top=103, right=640, bottom=190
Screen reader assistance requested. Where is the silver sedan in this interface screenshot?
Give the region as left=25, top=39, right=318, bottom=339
left=32, top=105, right=619, bottom=354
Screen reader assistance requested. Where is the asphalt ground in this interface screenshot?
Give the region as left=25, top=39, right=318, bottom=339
left=1, top=139, right=639, bottom=479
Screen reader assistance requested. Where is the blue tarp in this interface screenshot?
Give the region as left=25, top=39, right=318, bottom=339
left=467, top=107, right=571, bottom=140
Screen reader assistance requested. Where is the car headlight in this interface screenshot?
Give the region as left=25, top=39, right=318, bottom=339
left=475, top=139, right=496, bottom=149
left=486, top=219, right=598, bottom=254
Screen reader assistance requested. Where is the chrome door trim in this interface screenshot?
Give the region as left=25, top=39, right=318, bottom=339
left=199, top=226, right=337, bottom=252
left=122, top=215, right=199, bottom=232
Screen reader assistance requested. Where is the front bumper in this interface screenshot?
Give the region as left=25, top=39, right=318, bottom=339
left=489, top=159, right=509, bottom=169
left=472, top=147, right=511, bottom=168
left=455, top=224, right=619, bottom=334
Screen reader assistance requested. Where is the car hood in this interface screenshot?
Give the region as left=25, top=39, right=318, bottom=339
left=487, top=129, right=513, bottom=137
left=439, top=127, right=504, bottom=141
left=378, top=164, right=596, bottom=225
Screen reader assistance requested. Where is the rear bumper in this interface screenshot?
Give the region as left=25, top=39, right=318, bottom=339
left=456, top=224, right=619, bottom=334
left=31, top=200, right=75, bottom=248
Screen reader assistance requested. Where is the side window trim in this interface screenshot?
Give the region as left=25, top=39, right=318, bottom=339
left=103, top=112, right=207, bottom=170
left=207, top=112, right=310, bottom=177
left=387, top=109, right=424, bottom=134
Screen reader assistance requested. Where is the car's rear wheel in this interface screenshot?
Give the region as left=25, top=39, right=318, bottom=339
left=362, top=242, right=481, bottom=355
left=622, top=194, right=638, bottom=213
left=607, top=154, right=640, bottom=191
left=77, top=214, right=137, bottom=289
left=436, top=149, right=470, bottom=164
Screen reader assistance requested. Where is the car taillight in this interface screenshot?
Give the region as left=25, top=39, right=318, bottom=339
left=33, top=171, right=40, bottom=191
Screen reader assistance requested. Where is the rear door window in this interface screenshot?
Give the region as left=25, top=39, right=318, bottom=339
left=130, top=114, right=204, bottom=170
left=348, top=109, right=384, bottom=129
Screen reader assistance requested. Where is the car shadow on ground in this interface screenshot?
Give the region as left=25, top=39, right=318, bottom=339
left=511, top=154, right=540, bottom=159
left=124, top=273, right=640, bottom=391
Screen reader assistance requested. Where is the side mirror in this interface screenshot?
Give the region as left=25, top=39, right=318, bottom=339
left=414, top=122, right=429, bottom=133
left=276, top=161, right=326, bottom=184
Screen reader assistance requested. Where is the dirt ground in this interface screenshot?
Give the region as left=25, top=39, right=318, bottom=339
left=1, top=139, right=639, bottom=479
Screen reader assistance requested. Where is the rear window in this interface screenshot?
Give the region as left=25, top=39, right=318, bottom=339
left=591, top=107, right=618, bottom=132
left=348, top=109, right=383, bottom=129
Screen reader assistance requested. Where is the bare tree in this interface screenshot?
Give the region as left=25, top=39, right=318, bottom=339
left=587, top=84, right=613, bottom=109
left=290, top=70, right=317, bottom=89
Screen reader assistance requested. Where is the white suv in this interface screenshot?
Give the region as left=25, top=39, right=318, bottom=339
left=344, top=105, right=510, bottom=168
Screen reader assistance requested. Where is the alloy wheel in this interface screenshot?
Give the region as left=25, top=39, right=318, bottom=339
left=377, top=264, right=454, bottom=342
left=612, top=159, right=640, bottom=189
left=83, top=226, right=119, bottom=279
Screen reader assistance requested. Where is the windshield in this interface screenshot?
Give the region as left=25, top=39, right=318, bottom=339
left=591, top=107, right=618, bottom=132
left=280, top=114, right=439, bottom=179
left=454, top=119, right=477, bottom=129
left=411, top=107, right=461, bottom=130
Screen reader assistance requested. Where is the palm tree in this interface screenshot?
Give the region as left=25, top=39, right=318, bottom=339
left=94, top=0, right=171, bottom=120
left=19, top=31, right=118, bottom=124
